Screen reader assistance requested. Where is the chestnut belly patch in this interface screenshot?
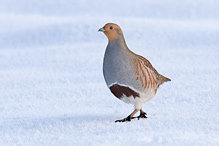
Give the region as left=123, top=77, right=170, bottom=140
left=109, top=84, right=140, bottom=99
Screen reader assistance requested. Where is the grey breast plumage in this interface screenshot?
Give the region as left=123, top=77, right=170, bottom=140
left=103, top=38, right=143, bottom=92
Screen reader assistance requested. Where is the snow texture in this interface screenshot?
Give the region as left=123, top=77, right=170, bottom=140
left=0, top=0, right=219, bottom=145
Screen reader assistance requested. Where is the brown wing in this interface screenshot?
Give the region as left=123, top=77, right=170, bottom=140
left=135, top=56, right=158, bottom=89
left=136, top=55, right=159, bottom=79
left=136, top=54, right=171, bottom=87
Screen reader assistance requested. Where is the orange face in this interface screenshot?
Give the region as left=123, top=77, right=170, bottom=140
left=99, top=23, right=123, bottom=43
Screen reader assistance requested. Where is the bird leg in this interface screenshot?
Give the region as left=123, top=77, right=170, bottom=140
left=136, top=109, right=147, bottom=120
left=115, top=109, right=138, bottom=122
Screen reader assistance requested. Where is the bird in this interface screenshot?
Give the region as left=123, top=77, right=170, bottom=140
left=98, top=23, right=171, bottom=122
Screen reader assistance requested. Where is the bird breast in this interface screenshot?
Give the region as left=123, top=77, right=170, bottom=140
left=104, top=48, right=157, bottom=93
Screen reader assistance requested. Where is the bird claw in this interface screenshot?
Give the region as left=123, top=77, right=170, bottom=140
left=115, top=115, right=135, bottom=122
left=137, top=112, right=147, bottom=120
left=115, top=110, right=147, bottom=122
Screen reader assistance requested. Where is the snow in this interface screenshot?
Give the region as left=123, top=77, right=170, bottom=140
left=0, top=0, right=219, bottom=145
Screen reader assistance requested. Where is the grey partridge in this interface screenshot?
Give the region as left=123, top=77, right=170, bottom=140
left=99, top=23, right=171, bottom=122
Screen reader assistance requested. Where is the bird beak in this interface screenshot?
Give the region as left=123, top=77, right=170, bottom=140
left=98, top=27, right=105, bottom=32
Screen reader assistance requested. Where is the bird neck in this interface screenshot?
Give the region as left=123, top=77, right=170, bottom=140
left=108, top=34, right=129, bottom=51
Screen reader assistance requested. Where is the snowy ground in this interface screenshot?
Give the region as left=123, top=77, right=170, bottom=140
left=0, top=0, right=219, bottom=145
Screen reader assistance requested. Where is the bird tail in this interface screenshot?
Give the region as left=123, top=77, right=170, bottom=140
left=158, top=74, right=171, bottom=86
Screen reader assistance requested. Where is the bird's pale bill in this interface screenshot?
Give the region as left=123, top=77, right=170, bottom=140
left=98, top=27, right=105, bottom=32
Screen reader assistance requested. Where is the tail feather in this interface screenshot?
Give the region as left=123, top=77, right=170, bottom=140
left=158, top=74, right=171, bottom=86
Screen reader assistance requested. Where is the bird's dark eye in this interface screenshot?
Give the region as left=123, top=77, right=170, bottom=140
left=110, top=26, right=113, bottom=30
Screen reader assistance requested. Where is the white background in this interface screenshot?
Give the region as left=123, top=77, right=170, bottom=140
left=0, top=0, right=218, bottom=145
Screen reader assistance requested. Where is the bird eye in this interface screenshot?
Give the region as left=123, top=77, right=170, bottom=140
left=110, top=26, right=113, bottom=30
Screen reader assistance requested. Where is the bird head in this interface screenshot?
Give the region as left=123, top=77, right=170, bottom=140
left=98, top=23, right=123, bottom=43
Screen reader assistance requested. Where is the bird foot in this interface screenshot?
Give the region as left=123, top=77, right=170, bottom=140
left=115, top=115, right=135, bottom=123
left=136, top=111, right=147, bottom=120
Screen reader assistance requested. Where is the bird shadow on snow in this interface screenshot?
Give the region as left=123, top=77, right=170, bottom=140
left=0, top=114, right=117, bottom=129
left=0, top=112, right=164, bottom=130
